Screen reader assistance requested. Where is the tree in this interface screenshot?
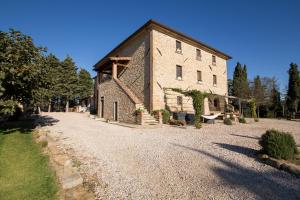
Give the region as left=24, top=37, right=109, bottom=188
left=60, top=56, right=78, bottom=112
left=252, top=75, right=265, bottom=117
left=232, top=62, right=250, bottom=99
left=270, top=84, right=282, bottom=117
left=77, top=68, right=93, bottom=102
left=32, top=54, right=61, bottom=112
left=0, top=29, right=45, bottom=116
left=227, top=79, right=233, bottom=96
left=286, top=63, right=300, bottom=113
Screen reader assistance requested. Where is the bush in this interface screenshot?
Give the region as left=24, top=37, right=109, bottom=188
left=161, top=109, right=170, bottom=124
left=259, top=129, right=298, bottom=159
left=169, top=119, right=186, bottom=126
left=195, top=121, right=202, bottom=129
left=239, top=117, right=246, bottom=123
left=223, top=118, right=232, bottom=125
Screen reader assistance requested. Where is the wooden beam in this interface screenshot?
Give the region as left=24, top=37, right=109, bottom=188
left=101, top=71, right=112, bottom=75
left=117, top=63, right=128, bottom=67
left=109, top=57, right=131, bottom=61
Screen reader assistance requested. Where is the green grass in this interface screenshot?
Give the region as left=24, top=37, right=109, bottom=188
left=0, top=120, right=58, bottom=200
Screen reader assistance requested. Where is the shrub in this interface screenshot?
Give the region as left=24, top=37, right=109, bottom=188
left=161, top=109, right=170, bottom=124
left=195, top=121, right=202, bottom=129
left=259, top=129, right=298, bottom=159
left=239, top=117, right=246, bottom=123
left=169, top=119, right=186, bottom=126
left=223, top=118, right=232, bottom=125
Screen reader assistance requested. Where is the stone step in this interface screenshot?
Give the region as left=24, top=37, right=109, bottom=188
left=144, top=120, right=159, bottom=123
left=144, top=120, right=158, bottom=123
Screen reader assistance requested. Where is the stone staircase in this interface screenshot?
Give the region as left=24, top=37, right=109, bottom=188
left=113, top=78, right=160, bottom=126
left=136, top=104, right=159, bottom=125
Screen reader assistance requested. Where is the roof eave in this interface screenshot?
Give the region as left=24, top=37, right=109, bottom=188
left=93, top=19, right=232, bottom=71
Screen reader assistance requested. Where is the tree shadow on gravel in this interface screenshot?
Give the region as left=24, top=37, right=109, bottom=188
left=35, top=115, right=59, bottom=127
left=213, top=143, right=258, bottom=159
left=172, top=143, right=300, bottom=200
left=0, top=115, right=59, bottom=135
left=230, top=134, right=260, bottom=140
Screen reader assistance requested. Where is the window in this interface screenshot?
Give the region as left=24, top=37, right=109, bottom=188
left=213, top=98, right=220, bottom=108
left=196, top=49, right=201, bottom=60
left=176, top=40, right=182, bottom=53
left=176, top=65, right=182, bottom=80
left=213, top=75, right=217, bottom=86
left=177, top=96, right=183, bottom=106
left=197, top=70, right=202, bottom=82
left=212, top=55, right=216, bottom=65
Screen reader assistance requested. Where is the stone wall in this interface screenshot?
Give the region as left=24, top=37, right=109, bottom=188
left=98, top=79, right=137, bottom=124
left=116, top=31, right=151, bottom=110
left=151, top=30, right=228, bottom=112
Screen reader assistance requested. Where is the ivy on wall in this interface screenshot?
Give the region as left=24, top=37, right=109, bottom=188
left=169, top=88, right=209, bottom=129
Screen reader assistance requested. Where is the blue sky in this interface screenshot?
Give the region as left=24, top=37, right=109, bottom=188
left=1, top=0, right=299, bottom=92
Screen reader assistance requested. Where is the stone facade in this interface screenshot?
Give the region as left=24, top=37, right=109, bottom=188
left=152, top=30, right=228, bottom=114
left=116, top=31, right=150, bottom=110
left=94, top=20, right=230, bottom=123
left=96, top=30, right=150, bottom=123
left=98, top=79, right=137, bottom=123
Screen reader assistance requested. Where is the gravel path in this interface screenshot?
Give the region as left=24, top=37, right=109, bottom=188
left=41, top=112, right=300, bottom=200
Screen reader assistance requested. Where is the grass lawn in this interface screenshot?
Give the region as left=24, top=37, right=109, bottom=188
left=0, top=120, right=58, bottom=200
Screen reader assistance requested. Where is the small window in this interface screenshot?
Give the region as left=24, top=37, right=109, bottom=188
left=196, top=49, right=201, bottom=60
left=176, top=40, right=182, bottom=53
left=212, top=55, right=216, bottom=65
left=213, top=75, right=217, bottom=86
left=176, top=65, right=182, bottom=80
left=177, top=96, right=183, bottom=106
left=197, top=70, right=202, bottom=82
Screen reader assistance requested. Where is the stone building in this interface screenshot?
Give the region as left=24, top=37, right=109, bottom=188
left=93, top=20, right=231, bottom=124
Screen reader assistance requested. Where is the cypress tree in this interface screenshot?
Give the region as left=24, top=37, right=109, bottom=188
left=232, top=62, right=250, bottom=99
left=286, top=63, right=300, bottom=113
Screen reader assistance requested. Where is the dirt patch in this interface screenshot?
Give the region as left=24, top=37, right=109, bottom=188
left=34, top=129, right=95, bottom=200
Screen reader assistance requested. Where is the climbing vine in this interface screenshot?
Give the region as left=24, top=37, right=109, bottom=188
left=169, top=88, right=209, bottom=129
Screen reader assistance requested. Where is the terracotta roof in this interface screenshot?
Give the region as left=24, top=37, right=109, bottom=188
left=93, top=19, right=232, bottom=70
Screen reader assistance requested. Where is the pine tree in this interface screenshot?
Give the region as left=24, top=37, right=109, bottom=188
left=40, top=54, right=62, bottom=112
left=286, top=63, right=300, bottom=113
left=60, top=56, right=78, bottom=112
left=77, top=68, right=93, bottom=101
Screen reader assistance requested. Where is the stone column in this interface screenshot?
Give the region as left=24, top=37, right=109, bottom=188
left=158, top=111, right=163, bottom=124
left=137, top=111, right=144, bottom=125
left=203, top=97, right=210, bottom=115
left=112, top=62, right=117, bottom=79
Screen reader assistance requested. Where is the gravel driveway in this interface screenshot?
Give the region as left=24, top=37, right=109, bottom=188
left=41, top=112, right=300, bottom=200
